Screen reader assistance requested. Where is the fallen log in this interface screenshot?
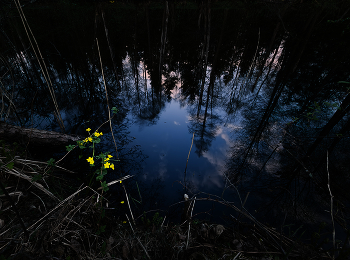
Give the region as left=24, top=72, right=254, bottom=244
left=0, top=121, right=82, bottom=147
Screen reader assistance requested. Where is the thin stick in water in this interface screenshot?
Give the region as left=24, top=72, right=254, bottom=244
left=122, top=184, right=135, bottom=225
left=96, top=38, right=119, bottom=159
left=186, top=196, right=196, bottom=249
left=184, top=132, right=195, bottom=190
left=327, top=150, right=335, bottom=259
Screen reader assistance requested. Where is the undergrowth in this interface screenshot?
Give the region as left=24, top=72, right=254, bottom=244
left=0, top=137, right=333, bottom=259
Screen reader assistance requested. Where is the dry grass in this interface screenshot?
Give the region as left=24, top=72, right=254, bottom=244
left=0, top=144, right=332, bottom=260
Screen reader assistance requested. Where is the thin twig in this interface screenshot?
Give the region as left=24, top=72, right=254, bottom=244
left=0, top=181, right=29, bottom=240
left=14, top=0, right=65, bottom=131
left=96, top=38, right=119, bottom=159
left=161, top=215, right=166, bottom=228
left=122, top=184, right=135, bottom=225
left=327, top=150, right=335, bottom=259
left=186, top=196, right=196, bottom=249
left=26, top=186, right=105, bottom=233
left=233, top=252, right=241, bottom=260
left=171, top=192, right=289, bottom=254
left=125, top=214, right=151, bottom=260
left=30, top=191, right=47, bottom=213
left=242, top=191, right=250, bottom=208
left=3, top=167, right=59, bottom=201
left=125, top=214, right=134, bottom=233
left=222, top=173, right=243, bottom=206
left=184, top=132, right=195, bottom=190
left=97, top=175, right=133, bottom=190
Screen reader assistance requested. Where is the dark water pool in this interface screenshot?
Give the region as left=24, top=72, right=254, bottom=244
left=1, top=0, right=350, bottom=244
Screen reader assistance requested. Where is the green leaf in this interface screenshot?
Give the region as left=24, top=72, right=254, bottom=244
left=96, top=225, right=106, bottom=235
left=47, top=158, right=55, bottom=166
left=79, top=155, right=83, bottom=159
left=338, top=81, right=350, bottom=84
left=97, top=152, right=108, bottom=159
left=6, top=162, right=14, bottom=170
left=101, top=181, right=109, bottom=192
left=100, top=241, right=107, bottom=256
left=66, top=144, right=75, bottom=152
left=77, top=141, right=86, bottom=149
left=94, top=138, right=101, bottom=144
left=112, top=107, right=119, bottom=114
left=32, top=174, right=42, bottom=182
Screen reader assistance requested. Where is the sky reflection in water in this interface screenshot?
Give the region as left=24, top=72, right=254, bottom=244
left=126, top=90, right=236, bottom=204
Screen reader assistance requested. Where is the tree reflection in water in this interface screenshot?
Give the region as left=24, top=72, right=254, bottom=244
left=1, top=0, right=350, bottom=242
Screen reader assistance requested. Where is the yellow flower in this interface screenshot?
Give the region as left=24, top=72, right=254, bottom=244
left=110, top=1, right=114, bottom=3
left=88, top=137, right=93, bottom=142
left=104, top=162, right=110, bottom=169
left=110, top=163, right=115, bottom=170
left=86, top=157, right=94, bottom=165
left=120, top=180, right=122, bottom=183
left=123, top=221, right=126, bottom=224
left=94, top=132, right=99, bottom=137
left=86, top=128, right=91, bottom=132
left=104, top=155, right=112, bottom=162
left=99, top=132, right=103, bottom=136
left=120, top=201, right=124, bottom=204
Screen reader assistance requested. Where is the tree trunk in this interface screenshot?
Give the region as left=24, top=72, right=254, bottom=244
left=306, top=92, right=350, bottom=158
left=0, top=122, right=82, bottom=147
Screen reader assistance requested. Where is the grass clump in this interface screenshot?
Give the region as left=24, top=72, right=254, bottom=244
left=0, top=137, right=334, bottom=260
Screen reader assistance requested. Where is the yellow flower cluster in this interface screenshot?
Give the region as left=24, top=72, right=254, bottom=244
left=94, top=132, right=103, bottom=137
left=83, top=128, right=116, bottom=174
left=83, top=137, right=90, bottom=143
left=82, top=130, right=103, bottom=143
left=104, top=161, right=115, bottom=170
left=104, top=154, right=113, bottom=162
left=86, top=157, right=94, bottom=165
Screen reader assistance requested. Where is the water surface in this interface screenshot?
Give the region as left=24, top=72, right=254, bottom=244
left=1, top=1, right=350, bottom=236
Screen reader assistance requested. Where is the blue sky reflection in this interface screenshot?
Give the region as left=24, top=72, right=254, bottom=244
left=127, top=94, right=237, bottom=203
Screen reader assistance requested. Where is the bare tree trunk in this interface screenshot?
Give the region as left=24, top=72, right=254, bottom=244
left=0, top=121, right=81, bottom=147
left=197, top=0, right=211, bottom=116
left=159, top=1, right=169, bottom=87
left=306, top=92, right=350, bottom=158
